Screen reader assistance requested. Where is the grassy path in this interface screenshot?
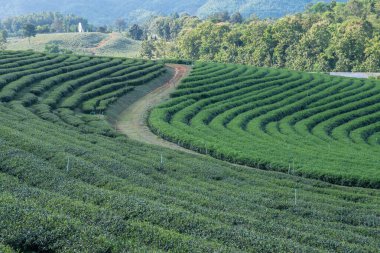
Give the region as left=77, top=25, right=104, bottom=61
left=116, top=64, right=195, bottom=153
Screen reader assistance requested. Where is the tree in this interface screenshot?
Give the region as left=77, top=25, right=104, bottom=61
left=22, top=24, right=37, bottom=44
left=97, top=26, right=108, bottom=33
left=361, top=36, right=380, bottom=71
left=143, top=0, right=379, bottom=72
left=51, top=18, right=64, bottom=32
left=332, top=19, right=373, bottom=71
left=0, top=12, right=91, bottom=35
left=375, top=2, right=380, bottom=18
left=115, top=18, right=126, bottom=32
left=171, top=12, right=180, bottom=19
left=129, top=24, right=144, bottom=40
left=0, top=30, right=7, bottom=50
left=140, top=40, right=155, bottom=59
left=36, top=25, right=50, bottom=34
left=208, top=11, right=230, bottom=23
left=286, top=21, right=332, bottom=71
left=230, top=12, right=243, bottom=24
left=271, top=16, right=305, bottom=67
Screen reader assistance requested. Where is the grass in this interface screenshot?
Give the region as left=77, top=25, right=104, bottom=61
left=0, top=51, right=379, bottom=252
left=149, top=62, right=380, bottom=188
left=6, top=32, right=142, bottom=58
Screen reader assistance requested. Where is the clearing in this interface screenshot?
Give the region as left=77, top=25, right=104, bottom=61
left=6, top=32, right=141, bottom=57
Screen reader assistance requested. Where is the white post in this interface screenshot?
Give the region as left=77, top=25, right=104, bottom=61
left=66, top=157, right=70, bottom=172
left=294, top=189, right=298, bottom=206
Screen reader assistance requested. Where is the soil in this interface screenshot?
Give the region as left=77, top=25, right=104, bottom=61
left=116, top=64, right=197, bottom=154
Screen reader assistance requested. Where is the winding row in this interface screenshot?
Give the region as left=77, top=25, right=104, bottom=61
left=149, top=62, right=380, bottom=188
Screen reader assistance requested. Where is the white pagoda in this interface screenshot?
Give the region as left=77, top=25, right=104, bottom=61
left=78, top=22, right=84, bottom=33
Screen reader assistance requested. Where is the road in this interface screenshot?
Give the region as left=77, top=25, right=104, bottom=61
left=116, top=64, right=197, bottom=154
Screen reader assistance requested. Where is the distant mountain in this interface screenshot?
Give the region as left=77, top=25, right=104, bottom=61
left=196, top=0, right=347, bottom=19
left=0, top=0, right=347, bottom=24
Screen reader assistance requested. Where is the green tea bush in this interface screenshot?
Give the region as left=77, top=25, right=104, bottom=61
left=149, top=62, right=380, bottom=188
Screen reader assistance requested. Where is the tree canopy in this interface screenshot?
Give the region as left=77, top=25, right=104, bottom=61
left=22, top=23, right=36, bottom=44
left=0, top=12, right=92, bottom=35
left=144, top=0, right=380, bottom=72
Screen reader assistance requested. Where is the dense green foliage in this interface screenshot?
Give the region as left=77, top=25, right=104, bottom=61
left=0, top=51, right=379, bottom=252
left=0, top=0, right=347, bottom=25
left=0, top=12, right=92, bottom=35
left=0, top=30, right=6, bottom=50
left=147, top=0, right=380, bottom=72
left=149, top=62, right=380, bottom=188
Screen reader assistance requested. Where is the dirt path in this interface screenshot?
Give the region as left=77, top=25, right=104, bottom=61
left=90, top=33, right=117, bottom=54
left=116, top=64, right=197, bottom=153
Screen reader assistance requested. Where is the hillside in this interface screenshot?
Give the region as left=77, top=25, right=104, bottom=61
left=197, top=0, right=347, bottom=18
left=0, top=50, right=379, bottom=252
left=0, top=0, right=347, bottom=24
left=7, top=32, right=142, bottom=58
left=149, top=62, right=380, bottom=188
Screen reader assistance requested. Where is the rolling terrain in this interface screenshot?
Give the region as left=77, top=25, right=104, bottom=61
left=0, top=51, right=379, bottom=252
left=149, top=62, right=380, bottom=188
left=7, top=32, right=141, bottom=58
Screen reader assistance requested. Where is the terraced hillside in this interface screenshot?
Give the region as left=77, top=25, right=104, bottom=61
left=0, top=51, right=165, bottom=115
left=0, top=51, right=379, bottom=252
left=149, top=62, right=380, bottom=188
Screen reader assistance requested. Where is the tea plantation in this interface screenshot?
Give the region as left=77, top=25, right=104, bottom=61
left=149, top=62, right=380, bottom=189
left=0, top=51, right=379, bottom=252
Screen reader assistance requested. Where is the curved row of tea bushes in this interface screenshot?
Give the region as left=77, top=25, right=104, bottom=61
left=149, top=62, right=380, bottom=188
left=0, top=51, right=379, bottom=252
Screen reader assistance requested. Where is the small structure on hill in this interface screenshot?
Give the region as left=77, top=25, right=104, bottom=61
left=78, top=22, right=84, bottom=33
left=150, top=34, right=159, bottom=40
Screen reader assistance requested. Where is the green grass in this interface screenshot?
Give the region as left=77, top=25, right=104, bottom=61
left=149, top=62, right=380, bottom=188
left=0, top=51, right=379, bottom=252
left=6, top=32, right=141, bottom=58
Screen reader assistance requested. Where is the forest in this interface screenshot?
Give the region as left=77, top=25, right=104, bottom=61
left=0, top=12, right=92, bottom=35
left=142, top=0, right=380, bottom=72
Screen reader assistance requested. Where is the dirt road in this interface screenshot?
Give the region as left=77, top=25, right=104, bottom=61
left=116, top=64, right=196, bottom=153
left=90, top=33, right=117, bottom=54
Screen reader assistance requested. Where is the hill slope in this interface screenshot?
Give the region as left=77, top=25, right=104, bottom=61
left=0, top=51, right=378, bottom=252
left=0, top=0, right=347, bottom=24
left=7, top=32, right=142, bottom=58
left=149, top=62, right=380, bottom=188
left=196, top=0, right=347, bottom=18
